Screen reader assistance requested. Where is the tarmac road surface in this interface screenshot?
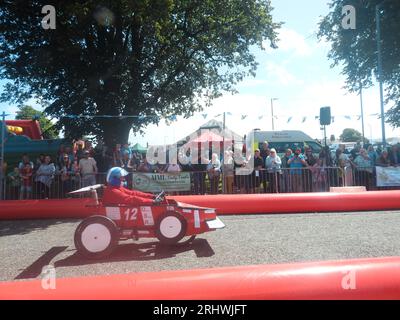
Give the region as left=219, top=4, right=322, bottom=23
left=1, top=210, right=400, bottom=282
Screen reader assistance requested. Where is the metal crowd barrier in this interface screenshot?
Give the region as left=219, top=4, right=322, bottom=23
left=3, top=165, right=400, bottom=200
left=343, top=165, right=400, bottom=191
left=4, top=173, right=108, bottom=200
left=231, top=167, right=344, bottom=194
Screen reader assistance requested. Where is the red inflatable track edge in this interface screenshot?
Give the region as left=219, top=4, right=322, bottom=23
left=0, top=191, right=400, bottom=220
left=171, top=191, right=400, bottom=214
left=0, top=198, right=95, bottom=220
left=1, top=256, right=400, bottom=300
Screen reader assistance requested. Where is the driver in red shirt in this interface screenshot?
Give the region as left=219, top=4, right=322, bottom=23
left=102, top=167, right=158, bottom=205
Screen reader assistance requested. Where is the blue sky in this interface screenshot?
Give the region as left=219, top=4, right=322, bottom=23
left=132, top=0, right=399, bottom=145
left=1, top=0, right=399, bottom=145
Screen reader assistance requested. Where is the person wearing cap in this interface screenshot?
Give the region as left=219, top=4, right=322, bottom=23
left=102, top=167, right=156, bottom=206
left=78, top=150, right=98, bottom=187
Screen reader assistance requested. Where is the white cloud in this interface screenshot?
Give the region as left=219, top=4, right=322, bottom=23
left=126, top=82, right=400, bottom=146
left=237, top=78, right=268, bottom=88
left=130, top=94, right=270, bottom=146
left=265, top=61, right=303, bottom=86
left=263, top=27, right=313, bottom=57
left=270, top=79, right=400, bottom=142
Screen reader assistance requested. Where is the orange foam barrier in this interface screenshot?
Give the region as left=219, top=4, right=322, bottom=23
left=1, top=256, right=400, bottom=299
left=171, top=191, right=400, bottom=215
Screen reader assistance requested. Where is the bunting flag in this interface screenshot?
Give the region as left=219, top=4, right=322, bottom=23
left=61, top=114, right=160, bottom=119
left=60, top=112, right=380, bottom=125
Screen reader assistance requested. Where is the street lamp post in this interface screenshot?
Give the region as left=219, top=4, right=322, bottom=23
left=0, top=112, right=8, bottom=200
left=368, top=123, right=373, bottom=142
left=376, top=2, right=387, bottom=148
left=270, top=98, right=278, bottom=131
left=359, top=82, right=366, bottom=147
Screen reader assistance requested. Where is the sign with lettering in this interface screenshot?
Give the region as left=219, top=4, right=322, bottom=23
left=376, top=166, right=400, bottom=187
left=132, top=172, right=191, bottom=192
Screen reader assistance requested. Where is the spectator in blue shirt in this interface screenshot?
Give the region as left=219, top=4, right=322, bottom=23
left=287, top=148, right=308, bottom=193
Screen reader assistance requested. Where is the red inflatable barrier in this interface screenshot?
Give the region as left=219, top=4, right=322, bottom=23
left=1, top=256, right=400, bottom=299
left=0, top=198, right=95, bottom=220
left=171, top=191, right=400, bottom=215
left=1, top=191, right=400, bottom=220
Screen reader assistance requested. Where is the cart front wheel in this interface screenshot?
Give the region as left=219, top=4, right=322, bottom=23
left=155, top=212, right=187, bottom=245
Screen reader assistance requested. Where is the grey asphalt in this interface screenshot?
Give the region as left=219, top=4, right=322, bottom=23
left=1, top=210, right=400, bottom=282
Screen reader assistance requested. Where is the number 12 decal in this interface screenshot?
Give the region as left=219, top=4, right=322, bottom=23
left=124, top=208, right=138, bottom=221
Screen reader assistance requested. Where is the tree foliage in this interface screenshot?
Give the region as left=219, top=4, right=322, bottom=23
left=0, top=0, right=280, bottom=145
left=340, top=128, right=369, bottom=143
left=318, top=0, right=400, bottom=128
left=15, top=105, right=59, bottom=139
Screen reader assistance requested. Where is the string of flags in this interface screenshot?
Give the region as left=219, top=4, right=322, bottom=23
left=58, top=112, right=383, bottom=126
left=61, top=115, right=157, bottom=120
left=60, top=114, right=178, bottom=123
left=199, top=112, right=382, bottom=124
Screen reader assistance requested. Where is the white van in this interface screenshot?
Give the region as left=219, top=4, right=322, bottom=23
left=247, top=130, right=324, bottom=155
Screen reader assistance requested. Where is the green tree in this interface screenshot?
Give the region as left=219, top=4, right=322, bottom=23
left=0, top=0, right=280, bottom=146
left=318, top=0, right=400, bottom=128
left=340, top=128, right=369, bottom=144
left=15, top=105, right=59, bottom=139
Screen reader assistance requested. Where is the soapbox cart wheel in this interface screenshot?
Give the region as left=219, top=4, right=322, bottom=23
left=155, top=212, right=188, bottom=245
left=74, top=215, right=118, bottom=259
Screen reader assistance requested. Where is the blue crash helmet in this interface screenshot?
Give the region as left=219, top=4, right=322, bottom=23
left=106, top=167, right=129, bottom=187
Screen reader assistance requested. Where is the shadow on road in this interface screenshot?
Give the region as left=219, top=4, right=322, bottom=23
left=14, top=246, right=69, bottom=279
left=0, top=219, right=76, bottom=237
left=14, top=238, right=215, bottom=280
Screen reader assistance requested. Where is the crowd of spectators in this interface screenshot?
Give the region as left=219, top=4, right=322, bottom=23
left=5, top=140, right=191, bottom=199
left=223, top=141, right=400, bottom=194
left=184, top=141, right=400, bottom=194
left=4, top=139, right=400, bottom=199
left=6, top=140, right=93, bottom=199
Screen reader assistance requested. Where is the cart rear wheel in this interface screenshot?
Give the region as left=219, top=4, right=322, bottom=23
left=74, top=215, right=118, bottom=259
left=155, top=212, right=187, bottom=245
